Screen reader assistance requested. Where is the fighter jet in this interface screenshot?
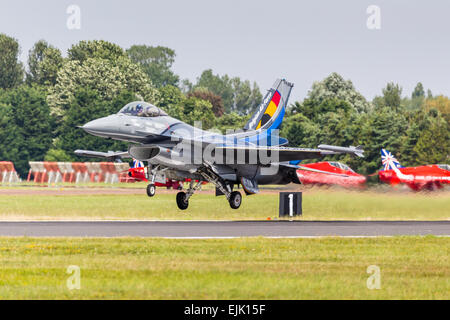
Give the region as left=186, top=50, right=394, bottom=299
left=379, top=148, right=450, bottom=190
left=75, top=79, right=364, bottom=210
left=296, top=161, right=366, bottom=188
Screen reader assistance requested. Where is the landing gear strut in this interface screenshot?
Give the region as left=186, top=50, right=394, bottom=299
left=176, top=180, right=203, bottom=210
left=146, top=165, right=159, bottom=198
left=198, top=163, right=242, bottom=210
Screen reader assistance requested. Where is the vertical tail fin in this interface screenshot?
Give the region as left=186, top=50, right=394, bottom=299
left=381, top=149, right=402, bottom=171
left=132, top=158, right=144, bottom=169
left=244, top=79, right=294, bottom=131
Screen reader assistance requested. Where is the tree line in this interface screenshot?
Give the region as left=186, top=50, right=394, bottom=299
left=0, top=33, right=448, bottom=177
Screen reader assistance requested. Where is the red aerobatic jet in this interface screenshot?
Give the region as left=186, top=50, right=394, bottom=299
left=296, top=161, right=366, bottom=188
left=378, top=149, right=450, bottom=191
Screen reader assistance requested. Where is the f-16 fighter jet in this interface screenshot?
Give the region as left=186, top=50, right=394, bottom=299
left=76, top=79, right=364, bottom=210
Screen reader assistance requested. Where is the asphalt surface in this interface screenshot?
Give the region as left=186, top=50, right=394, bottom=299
left=0, top=221, right=448, bottom=238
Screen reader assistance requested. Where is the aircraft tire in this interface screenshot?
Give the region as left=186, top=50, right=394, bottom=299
left=229, top=191, right=242, bottom=209
left=176, top=192, right=189, bottom=210
left=146, top=184, right=156, bottom=197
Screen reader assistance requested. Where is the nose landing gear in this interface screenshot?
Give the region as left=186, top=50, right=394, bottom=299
left=146, top=184, right=156, bottom=197
left=145, top=164, right=159, bottom=198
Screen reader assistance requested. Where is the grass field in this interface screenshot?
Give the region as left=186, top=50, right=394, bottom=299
left=0, top=187, right=449, bottom=220
left=0, top=236, right=448, bottom=299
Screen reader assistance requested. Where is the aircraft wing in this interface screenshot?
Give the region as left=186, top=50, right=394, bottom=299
left=214, top=145, right=364, bottom=163
left=74, top=149, right=130, bottom=161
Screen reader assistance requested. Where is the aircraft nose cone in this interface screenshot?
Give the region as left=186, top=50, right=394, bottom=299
left=81, top=117, right=111, bottom=136
left=82, top=119, right=104, bottom=132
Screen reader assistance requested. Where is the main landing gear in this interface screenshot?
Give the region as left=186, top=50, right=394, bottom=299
left=228, top=191, right=242, bottom=209
left=176, top=180, right=203, bottom=210
left=197, top=164, right=242, bottom=210
left=175, top=181, right=242, bottom=211
left=146, top=163, right=243, bottom=211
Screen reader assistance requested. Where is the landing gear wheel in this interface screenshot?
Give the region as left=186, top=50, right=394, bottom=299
left=176, top=192, right=189, bottom=210
left=146, top=184, right=156, bottom=197
left=229, top=191, right=242, bottom=209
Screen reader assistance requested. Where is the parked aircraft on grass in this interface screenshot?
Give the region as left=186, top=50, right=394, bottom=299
left=75, top=79, right=364, bottom=210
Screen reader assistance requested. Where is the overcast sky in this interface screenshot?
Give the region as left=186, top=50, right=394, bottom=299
left=1, top=0, right=449, bottom=101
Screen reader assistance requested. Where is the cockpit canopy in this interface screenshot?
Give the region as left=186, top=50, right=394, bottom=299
left=328, top=162, right=354, bottom=172
left=119, top=101, right=168, bottom=117
left=437, top=164, right=450, bottom=171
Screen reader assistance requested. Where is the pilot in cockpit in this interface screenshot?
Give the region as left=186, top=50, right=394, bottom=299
left=136, top=104, right=144, bottom=116
left=119, top=101, right=168, bottom=118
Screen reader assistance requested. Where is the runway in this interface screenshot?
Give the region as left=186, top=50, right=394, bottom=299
left=0, top=221, right=448, bottom=238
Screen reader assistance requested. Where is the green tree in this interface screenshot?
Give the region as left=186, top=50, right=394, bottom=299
left=157, top=85, right=185, bottom=119
left=423, top=95, right=450, bottom=124
left=0, top=86, right=53, bottom=177
left=181, top=97, right=215, bottom=130
left=306, top=72, right=371, bottom=113
left=196, top=69, right=234, bottom=111
left=48, top=41, right=159, bottom=119
left=414, top=114, right=449, bottom=165
left=280, top=113, right=320, bottom=148
left=127, top=45, right=179, bottom=87
left=404, top=82, right=426, bottom=110
left=215, top=112, right=249, bottom=132
left=400, top=121, right=421, bottom=166
left=412, top=82, right=425, bottom=99
left=374, top=82, right=402, bottom=111
left=296, top=98, right=352, bottom=122
left=27, top=40, right=64, bottom=86
left=195, top=69, right=262, bottom=115
left=68, top=40, right=125, bottom=63
left=358, top=107, right=408, bottom=174
left=187, top=87, right=224, bottom=117
left=230, top=78, right=262, bottom=115
left=180, top=78, right=193, bottom=93
left=0, top=34, right=23, bottom=89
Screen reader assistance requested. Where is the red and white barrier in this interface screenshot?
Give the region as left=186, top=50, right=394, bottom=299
left=57, top=162, right=74, bottom=183
left=100, top=162, right=118, bottom=183
left=26, top=161, right=130, bottom=184
left=27, top=161, right=46, bottom=183
left=0, top=161, right=21, bottom=183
